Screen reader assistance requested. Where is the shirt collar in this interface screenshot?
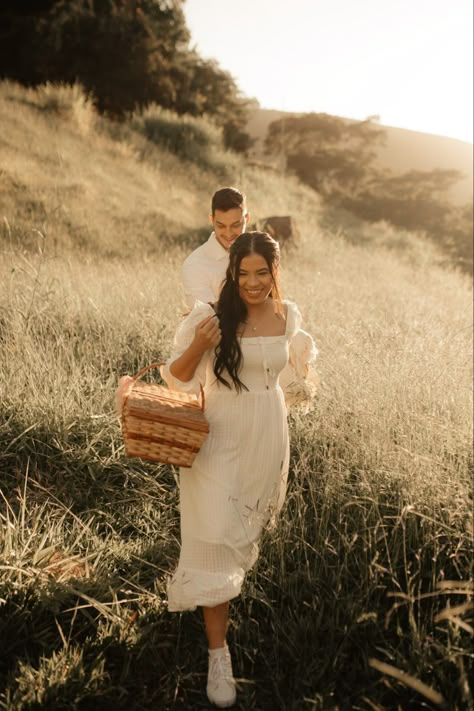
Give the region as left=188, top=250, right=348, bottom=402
left=206, top=232, right=229, bottom=260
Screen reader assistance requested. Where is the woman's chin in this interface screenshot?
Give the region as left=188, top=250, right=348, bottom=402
left=241, top=292, right=269, bottom=306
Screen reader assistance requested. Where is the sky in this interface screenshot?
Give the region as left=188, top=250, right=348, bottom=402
left=184, top=0, right=473, bottom=144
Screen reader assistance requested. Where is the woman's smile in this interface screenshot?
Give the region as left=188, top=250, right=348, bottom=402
left=238, top=253, right=274, bottom=304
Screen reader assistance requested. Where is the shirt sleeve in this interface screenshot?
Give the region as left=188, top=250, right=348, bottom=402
left=160, top=302, right=214, bottom=395
left=280, top=301, right=319, bottom=410
left=181, top=259, right=217, bottom=310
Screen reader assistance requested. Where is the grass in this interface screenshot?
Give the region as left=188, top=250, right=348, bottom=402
left=0, top=82, right=473, bottom=710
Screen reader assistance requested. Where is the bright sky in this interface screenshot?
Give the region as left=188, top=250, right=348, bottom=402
left=184, top=0, right=473, bottom=143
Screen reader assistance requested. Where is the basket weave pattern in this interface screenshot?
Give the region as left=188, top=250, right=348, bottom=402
left=121, top=364, right=209, bottom=468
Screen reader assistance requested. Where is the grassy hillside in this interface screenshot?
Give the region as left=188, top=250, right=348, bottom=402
left=0, top=82, right=321, bottom=259
left=247, top=107, right=473, bottom=205
left=0, top=83, right=472, bottom=710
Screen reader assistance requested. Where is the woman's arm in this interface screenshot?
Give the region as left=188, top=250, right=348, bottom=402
left=169, top=314, right=221, bottom=382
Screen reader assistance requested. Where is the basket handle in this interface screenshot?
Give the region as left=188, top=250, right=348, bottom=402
left=124, top=362, right=206, bottom=411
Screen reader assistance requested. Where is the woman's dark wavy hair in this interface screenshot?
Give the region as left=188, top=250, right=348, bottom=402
left=213, top=231, right=282, bottom=391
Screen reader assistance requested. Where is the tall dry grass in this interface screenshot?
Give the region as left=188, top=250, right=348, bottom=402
left=0, top=234, right=472, bottom=709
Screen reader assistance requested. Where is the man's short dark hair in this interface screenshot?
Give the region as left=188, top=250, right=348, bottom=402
left=211, top=187, right=247, bottom=215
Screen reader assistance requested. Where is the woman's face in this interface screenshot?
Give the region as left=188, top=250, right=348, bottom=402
left=237, top=252, right=274, bottom=306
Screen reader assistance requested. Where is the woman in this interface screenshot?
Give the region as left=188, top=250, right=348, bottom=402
left=161, top=231, right=317, bottom=708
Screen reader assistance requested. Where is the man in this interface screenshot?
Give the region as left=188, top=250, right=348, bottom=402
left=181, top=186, right=250, bottom=309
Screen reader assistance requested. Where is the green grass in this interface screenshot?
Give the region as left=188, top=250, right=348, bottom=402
left=0, top=82, right=473, bottom=710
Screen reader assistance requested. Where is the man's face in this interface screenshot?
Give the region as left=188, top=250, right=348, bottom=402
left=210, top=208, right=249, bottom=250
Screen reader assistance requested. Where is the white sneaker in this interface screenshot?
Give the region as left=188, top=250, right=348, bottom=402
left=206, top=645, right=237, bottom=708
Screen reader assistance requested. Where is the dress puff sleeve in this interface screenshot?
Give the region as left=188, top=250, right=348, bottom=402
left=160, top=301, right=214, bottom=395
left=280, top=301, right=319, bottom=410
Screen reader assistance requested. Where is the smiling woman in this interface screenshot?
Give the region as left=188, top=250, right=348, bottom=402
left=160, top=231, right=317, bottom=707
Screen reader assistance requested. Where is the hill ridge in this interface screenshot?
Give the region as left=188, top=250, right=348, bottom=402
left=247, top=108, right=473, bottom=205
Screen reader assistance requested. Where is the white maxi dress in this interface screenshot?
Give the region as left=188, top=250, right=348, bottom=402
left=161, top=300, right=317, bottom=612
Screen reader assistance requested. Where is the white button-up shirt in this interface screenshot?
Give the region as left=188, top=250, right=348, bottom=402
left=181, top=232, right=229, bottom=309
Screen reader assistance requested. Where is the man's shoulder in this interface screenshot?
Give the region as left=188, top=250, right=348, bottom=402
left=182, top=235, right=219, bottom=271
left=183, top=242, right=209, bottom=266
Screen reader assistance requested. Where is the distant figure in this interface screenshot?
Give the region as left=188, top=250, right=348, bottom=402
left=162, top=231, right=318, bottom=708
left=181, top=186, right=250, bottom=310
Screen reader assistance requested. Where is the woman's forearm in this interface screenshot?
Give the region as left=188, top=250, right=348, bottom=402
left=169, top=342, right=207, bottom=382
left=169, top=314, right=220, bottom=383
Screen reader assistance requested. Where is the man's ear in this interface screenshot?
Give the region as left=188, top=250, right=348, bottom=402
left=244, top=212, right=250, bottom=225
left=209, top=213, right=214, bottom=226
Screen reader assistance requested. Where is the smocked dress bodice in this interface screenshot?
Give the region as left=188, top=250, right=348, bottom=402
left=161, top=300, right=316, bottom=403
left=227, top=336, right=288, bottom=392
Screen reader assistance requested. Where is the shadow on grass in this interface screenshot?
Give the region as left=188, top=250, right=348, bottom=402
left=0, top=550, right=209, bottom=709
left=0, top=416, right=176, bottom=512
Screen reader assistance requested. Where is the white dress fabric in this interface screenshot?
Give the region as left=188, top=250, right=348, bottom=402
left=161, top=300, right=317, bottom=611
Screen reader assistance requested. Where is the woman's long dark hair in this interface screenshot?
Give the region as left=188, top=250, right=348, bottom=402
left=213, top=231, right=282, bottom=391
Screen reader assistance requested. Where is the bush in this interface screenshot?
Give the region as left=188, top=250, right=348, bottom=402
left=35, top=82, right=96, bottom=135
left=130, top=105, right=238, bottom=175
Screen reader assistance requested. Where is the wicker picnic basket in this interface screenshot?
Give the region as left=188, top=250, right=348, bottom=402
left=121, top=362, right=209, bottom=468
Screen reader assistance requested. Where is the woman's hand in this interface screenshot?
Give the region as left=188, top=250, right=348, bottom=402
left=192, top=315, right=221, bottom=354
left=169, top=314, right=221, bottom=383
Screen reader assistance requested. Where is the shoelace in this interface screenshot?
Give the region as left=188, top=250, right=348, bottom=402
left=209, top=651, right=233, bottom=683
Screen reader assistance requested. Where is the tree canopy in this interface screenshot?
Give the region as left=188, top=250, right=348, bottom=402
left=265, top=113, right=385, bottom=196
left=265, top=112, right=472, bottom=270
left=0, top=0, right=253, bottom=150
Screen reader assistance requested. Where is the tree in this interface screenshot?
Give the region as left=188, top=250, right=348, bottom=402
left=342, top=168, right=464, bottom=229
left=223, top=120, right=254, bottom=155
left=264, top=112, right=385, bottom=196
left=171, top=55, right=254, bottom=152
left=0, top=0, right=254, bottom=142
left=0, top=0, right=58, bottom=85
left=339, top=168, right=472, bottom=271
left=264, top=112, right=471, bottom=271
left=36, top=0, right=191, bottom=114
